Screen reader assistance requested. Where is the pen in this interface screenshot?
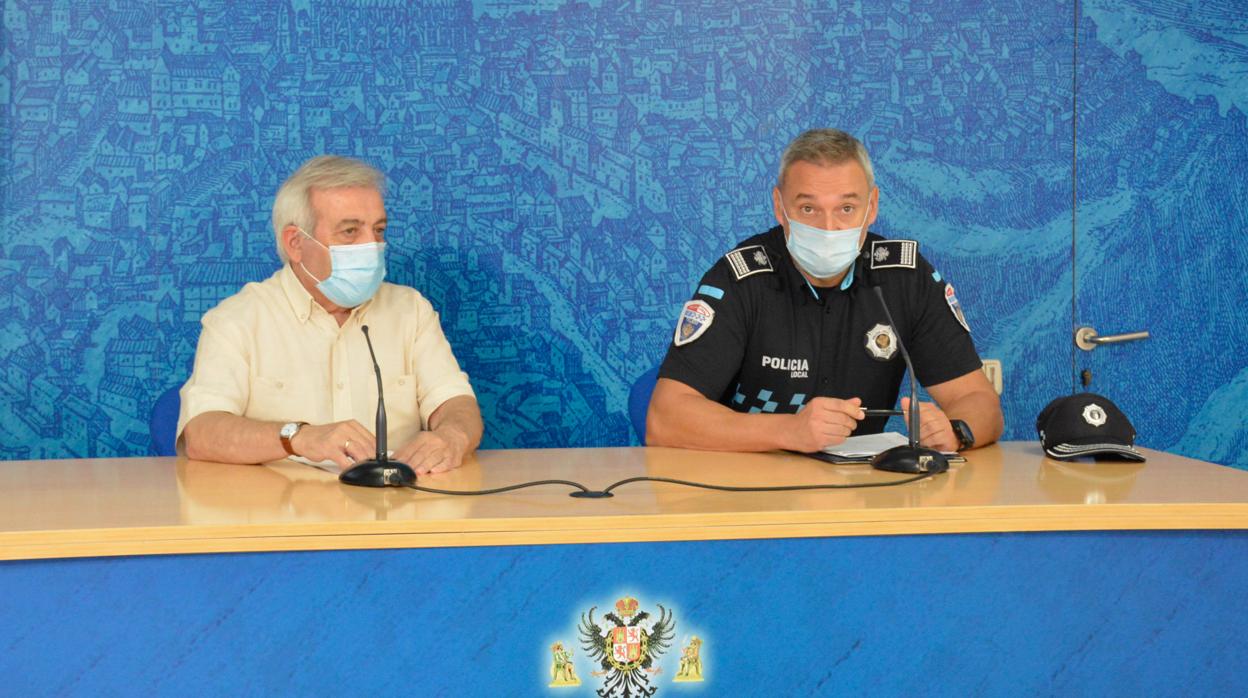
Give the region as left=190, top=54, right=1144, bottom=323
left=861, top=409, right=903, bottom=417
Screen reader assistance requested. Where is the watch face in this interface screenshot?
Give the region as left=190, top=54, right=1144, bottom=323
left=280, top=422, right=298, bottom=439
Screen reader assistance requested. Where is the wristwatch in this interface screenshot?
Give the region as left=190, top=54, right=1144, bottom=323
left=280, top=421, right=308, bottom=456
left=950, top=419, right=975, bottom=451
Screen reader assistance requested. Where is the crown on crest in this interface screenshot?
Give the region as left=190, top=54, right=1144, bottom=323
left=615, top=596, right=639, bottom=617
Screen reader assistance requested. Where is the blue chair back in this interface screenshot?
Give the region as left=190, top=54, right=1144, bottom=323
left=150, top=385, right=181, bottom=456
left=627, top=365, right=661, bottom=444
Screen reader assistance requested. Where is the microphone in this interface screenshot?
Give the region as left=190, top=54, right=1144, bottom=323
left=338, top=325, right=417, bottom=488
left=365, top=324, right=387, bottom=464
left=868, top=286, right=949, bottom=475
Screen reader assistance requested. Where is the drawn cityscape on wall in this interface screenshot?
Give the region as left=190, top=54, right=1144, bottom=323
left=1, top=1, right=1244, bottom=469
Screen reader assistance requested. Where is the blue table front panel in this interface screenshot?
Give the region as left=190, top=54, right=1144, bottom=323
left=2, top=531, right=1245, bottom=696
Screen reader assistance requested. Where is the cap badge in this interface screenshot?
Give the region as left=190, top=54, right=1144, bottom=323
left=1082, top=403, right=1108, bottom=427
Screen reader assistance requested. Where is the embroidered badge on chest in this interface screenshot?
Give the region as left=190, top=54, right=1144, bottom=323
left=865, top=323, right=898, bottom=361
left=674, top=299, right=715, bottom=346
left=944, top=283, right=971, bottom=333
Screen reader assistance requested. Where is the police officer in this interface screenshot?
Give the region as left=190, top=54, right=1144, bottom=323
left=646, top=129, right=1003, bottom=453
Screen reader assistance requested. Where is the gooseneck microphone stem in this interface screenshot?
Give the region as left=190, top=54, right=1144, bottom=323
left=338, top=326, right=417, bottom=487
left=872, top=287, right=921, bottom=449
left=361, top=325, right=387, bottom=463
left=868, top=286, right=949, bottom=475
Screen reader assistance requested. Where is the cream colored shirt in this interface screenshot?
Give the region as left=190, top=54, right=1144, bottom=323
left=175, top=265, right=475, bottom=452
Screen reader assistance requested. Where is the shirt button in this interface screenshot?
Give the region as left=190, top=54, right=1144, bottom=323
left=275, top=381, right=283, bottom=389
left=337, top=382, right=345, bottom=390
left=397, top=378, right=405, bottom=386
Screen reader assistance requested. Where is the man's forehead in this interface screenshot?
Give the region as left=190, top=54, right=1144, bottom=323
left=305, top=184, right=379, bottom=203
left=308, top=186, right=386, bottom=213
left=783, top=159, right=870, bottom=197
left=789, top=156, right=868, bottom=177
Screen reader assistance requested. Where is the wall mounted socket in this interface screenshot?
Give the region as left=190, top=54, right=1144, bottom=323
left=981, top=359, right=1003, bottom=395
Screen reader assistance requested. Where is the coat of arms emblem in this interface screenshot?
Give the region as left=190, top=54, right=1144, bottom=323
left=578, top=596, right=676, bottom=697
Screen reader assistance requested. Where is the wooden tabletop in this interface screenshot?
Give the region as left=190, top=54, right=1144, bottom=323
left=2, top=443, right=1247, bottom=560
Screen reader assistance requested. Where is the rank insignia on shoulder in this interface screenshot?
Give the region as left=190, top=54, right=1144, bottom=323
left=944, top=282, right=971, bottom=334
left=725, top=245, right=773, bottom=280
left=674, top=299, right=715, bottom=346
left=870, top=240, right=918, bottom=270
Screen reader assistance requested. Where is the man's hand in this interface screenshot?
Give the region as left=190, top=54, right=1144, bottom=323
left=290, top=420, right=377, bottom=471
left=899, top=397, right=959, bottom=452
left=784, top=397, right=864, bottom=452
left=394, top=428, right=470, bottom=476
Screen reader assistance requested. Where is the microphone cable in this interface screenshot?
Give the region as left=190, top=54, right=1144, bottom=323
left=401, top=468, right=941, bottom=498
left=405, top=478, right=595, bottom=497
left=597, top=471, right=937, bottom=495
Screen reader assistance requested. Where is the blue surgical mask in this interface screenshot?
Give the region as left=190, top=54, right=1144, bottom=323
left=782, top=201, right=870, bottom=279
left=297, top=229, right=386, bottom=308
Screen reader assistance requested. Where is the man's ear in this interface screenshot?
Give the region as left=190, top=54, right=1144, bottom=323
left=282, top=225, right=304, bottom=263
left=771, top=187, right=785, bottom=228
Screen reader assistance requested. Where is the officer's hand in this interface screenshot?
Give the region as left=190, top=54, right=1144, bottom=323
left=786, top=397, right=864, bottom=452
left=900, top=397, right=959, bottom=452
left=394, top=428, right=469, bottom=476
left=290, top=420, right=377, bottom=471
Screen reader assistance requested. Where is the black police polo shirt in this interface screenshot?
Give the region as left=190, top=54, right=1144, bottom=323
left=658, top=226, right=983, bottom=435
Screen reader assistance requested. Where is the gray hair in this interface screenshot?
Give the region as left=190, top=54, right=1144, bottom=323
left=778, top=129, right=875, bottom=190
left=271, top=155, right=387, bottom=262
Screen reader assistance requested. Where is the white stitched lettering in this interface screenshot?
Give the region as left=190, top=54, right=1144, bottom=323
left=761, top=356, right=808, bottom=372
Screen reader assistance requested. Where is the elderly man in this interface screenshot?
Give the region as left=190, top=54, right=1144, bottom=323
left=178, top=155, right=482, bottom=474
left=647, top=129, right=1002, bottom=453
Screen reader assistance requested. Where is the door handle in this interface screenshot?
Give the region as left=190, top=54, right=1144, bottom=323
left=1075, top=326, right=1150, bottom=351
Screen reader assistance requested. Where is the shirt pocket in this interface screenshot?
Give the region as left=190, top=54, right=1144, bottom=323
left=247, top=375, right=319, bottom=424
left=384, top=374, right=421, bottom=432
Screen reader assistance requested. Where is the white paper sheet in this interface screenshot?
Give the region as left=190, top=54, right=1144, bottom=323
left=820, top=432, right=911, bottom=457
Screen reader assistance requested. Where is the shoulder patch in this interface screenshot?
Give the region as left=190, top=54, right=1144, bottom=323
left=944, top=283, right=971, bottom=334
left=870, top=239, right=918, bottom=270
left=674, top=299, right=715, bottom=346
left=724, top=245, right=774, bottom=281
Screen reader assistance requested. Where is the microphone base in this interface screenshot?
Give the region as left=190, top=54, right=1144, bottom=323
left=871, top=445, right=950, bottom=475
left=339, top=459, right=416, bottom=488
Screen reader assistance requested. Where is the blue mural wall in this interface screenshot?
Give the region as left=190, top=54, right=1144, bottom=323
left=0, top=1, right=1244, bottom=467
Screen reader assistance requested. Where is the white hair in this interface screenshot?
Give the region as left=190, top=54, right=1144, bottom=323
left=778, top=129, right=876, bottom=190
left=271, top=155, right=387, bottom=262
